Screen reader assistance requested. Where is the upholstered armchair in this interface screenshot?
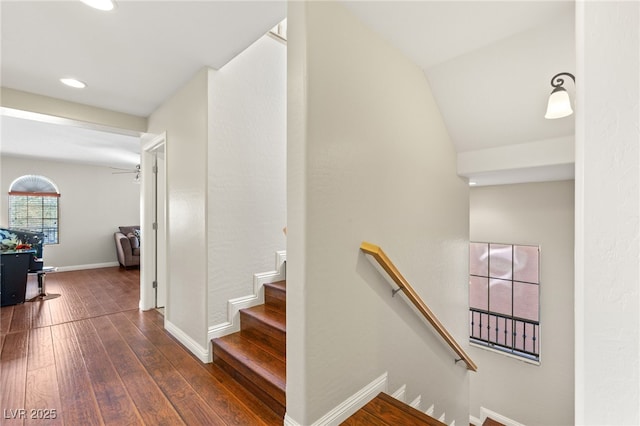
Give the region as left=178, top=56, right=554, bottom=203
left=114, top=226, right=140, bottom=269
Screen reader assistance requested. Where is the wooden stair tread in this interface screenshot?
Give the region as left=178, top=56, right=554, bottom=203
left=212, top=333, right=286, bottom=396
left=264, top=280, right=286, bottom=292
left=341, top=409, right=390, bottom=425
left=343, top=392, right=447, bottom=426
left=241, top=305, right=286, bottom=332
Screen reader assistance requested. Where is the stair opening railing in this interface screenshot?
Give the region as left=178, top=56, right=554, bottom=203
left=360, top=242, right=478, bottom=371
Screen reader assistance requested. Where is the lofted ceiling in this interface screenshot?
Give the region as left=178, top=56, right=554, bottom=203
left=1, top=1, right=575, bottom=184
left=344, top=1, right=576, bottom=185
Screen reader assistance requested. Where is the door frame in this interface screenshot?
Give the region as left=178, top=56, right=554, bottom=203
left=140, top=132, right=167, bottom=312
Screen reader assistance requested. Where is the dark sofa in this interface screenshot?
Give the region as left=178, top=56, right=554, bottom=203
left=114, top=225, right=140, bottom=269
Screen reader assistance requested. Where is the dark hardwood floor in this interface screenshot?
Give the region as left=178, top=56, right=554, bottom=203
left=0, top=267, right=282, bottom=425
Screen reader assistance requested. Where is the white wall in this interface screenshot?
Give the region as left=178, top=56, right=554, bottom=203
left=147, top=68, right=209, bottom=360
left=575, top=2, right=639, bottom=423
left=469, top=181, right=574, bottom=425
left=207, top=34, right=287, bottom=327
left=287, top=2, right=470, bottom=424
left=0, top=156, right=140, bottom=269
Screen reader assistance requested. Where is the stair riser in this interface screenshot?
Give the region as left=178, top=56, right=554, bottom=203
left=264, top=285, right=286, bottom=312
left=212, top=342, right=286, bottom=407
left=213, top=356, right=286, bottom=417
left=240, top=312, right=286, bottom=356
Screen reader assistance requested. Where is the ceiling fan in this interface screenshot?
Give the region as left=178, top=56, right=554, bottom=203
left=111, top=164, right=141, bottom=183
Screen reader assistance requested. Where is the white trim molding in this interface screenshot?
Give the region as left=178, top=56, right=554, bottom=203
left=165, top=319, right=209, bottom=363
left=469, top=415, right=482, bottom=426
left=55, top=261, right=119, bottom=272
left=480, top=407, right=525, bottom=426
left=391, top=384, right=406, bottom=402
left=285, top=372, right=388, bottom=426
left=409, top=395, right=422, bottom=410
left=208, top=250, right=286, bottom=344
left=426, top=404, right=435, bottom=416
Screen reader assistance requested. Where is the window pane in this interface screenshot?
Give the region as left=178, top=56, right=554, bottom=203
left=489, top=244, right=512, bottom=279
left=513, top=321, right=526, bottom=352
left=43, top=198, right=58, bottom=218
left=513, top=245, right=539, bottom=283
left=470, top=242, right=488, bottom=276
left=469, top=276, right=488, bottom=310
left=514, top=282, right=539, bottom=322
left=27, top=197, right=43, bottom=218
left=489, top=279, right=512, bottom=316
left=479, top=313, right=489, bottom=340
left=488, top=315, right=500, bottom=345
left=470, top=310, right=480, bottom=339
left=513, top=321, right=538, bottom=354
left=8, top=192, right=59, bottom=245
left=504, top=318, right=513, bottom=348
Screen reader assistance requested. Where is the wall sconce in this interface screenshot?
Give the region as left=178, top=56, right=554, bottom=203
left=545, top=72, right=575, bottom=119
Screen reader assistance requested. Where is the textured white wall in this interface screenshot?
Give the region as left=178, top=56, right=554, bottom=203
left=287, top=3, right=470, bottom=423
left=575, top=2, right=640, bottom=423
left=469, top=181, right=575, bottom=425
left=207, top=35, right=286, bottom=327
left=0, top=156, right=140, bottom=269
left=148, top=68, right=209, bottom=356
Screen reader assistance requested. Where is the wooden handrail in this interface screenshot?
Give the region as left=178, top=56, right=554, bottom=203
left=360, top=242, right=478, bottom=371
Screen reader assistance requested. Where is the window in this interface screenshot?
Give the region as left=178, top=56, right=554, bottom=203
left=8, top=175, right=60, bottom=244
left=469, top=242, right=540, bottom=361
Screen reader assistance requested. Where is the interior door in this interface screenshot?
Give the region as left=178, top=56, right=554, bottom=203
left=153, top=147, right=167, bottom=308
left=140, top=132, right=167, bottom=312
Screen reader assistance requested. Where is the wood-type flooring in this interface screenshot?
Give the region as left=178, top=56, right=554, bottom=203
left=0, top=267, right=282, bottom=425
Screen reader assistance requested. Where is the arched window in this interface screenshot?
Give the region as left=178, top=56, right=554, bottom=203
left=8, top=175, right=60, bottom=244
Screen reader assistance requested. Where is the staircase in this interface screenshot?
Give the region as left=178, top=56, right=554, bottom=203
left=211, top=280, right=286, bottom=417
left=342, top=392, right=447, bottom=426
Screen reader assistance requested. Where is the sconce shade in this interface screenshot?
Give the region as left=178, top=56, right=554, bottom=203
left=545, top=86, right=573, bottom=119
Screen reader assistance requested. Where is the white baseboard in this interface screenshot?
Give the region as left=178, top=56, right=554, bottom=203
left=54, top=261, right=120, bottom=272
left=285, top=372, right=388, bottom=426
left=165, top=319, right=209, bottom=363
left=480, top=407, right=525, bottom=426
left=409, top=394, right=422, bottom=410
left=283, top=414, right=298, bottom=426
left=208, top=251, right=286, bottom=344
left=470, top=415, right=482, bottom=426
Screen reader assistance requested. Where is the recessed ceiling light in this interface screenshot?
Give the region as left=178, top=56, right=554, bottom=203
left=60, top=78, right=87, bottom=89
left=81, top=0, right=116, bottom=11
left=469, top=181, right=477, bottom=186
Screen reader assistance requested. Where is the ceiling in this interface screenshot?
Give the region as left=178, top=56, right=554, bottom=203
left=1, top=1, right=575, bottom=183
left=1, top=0, right=286, bottom=169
